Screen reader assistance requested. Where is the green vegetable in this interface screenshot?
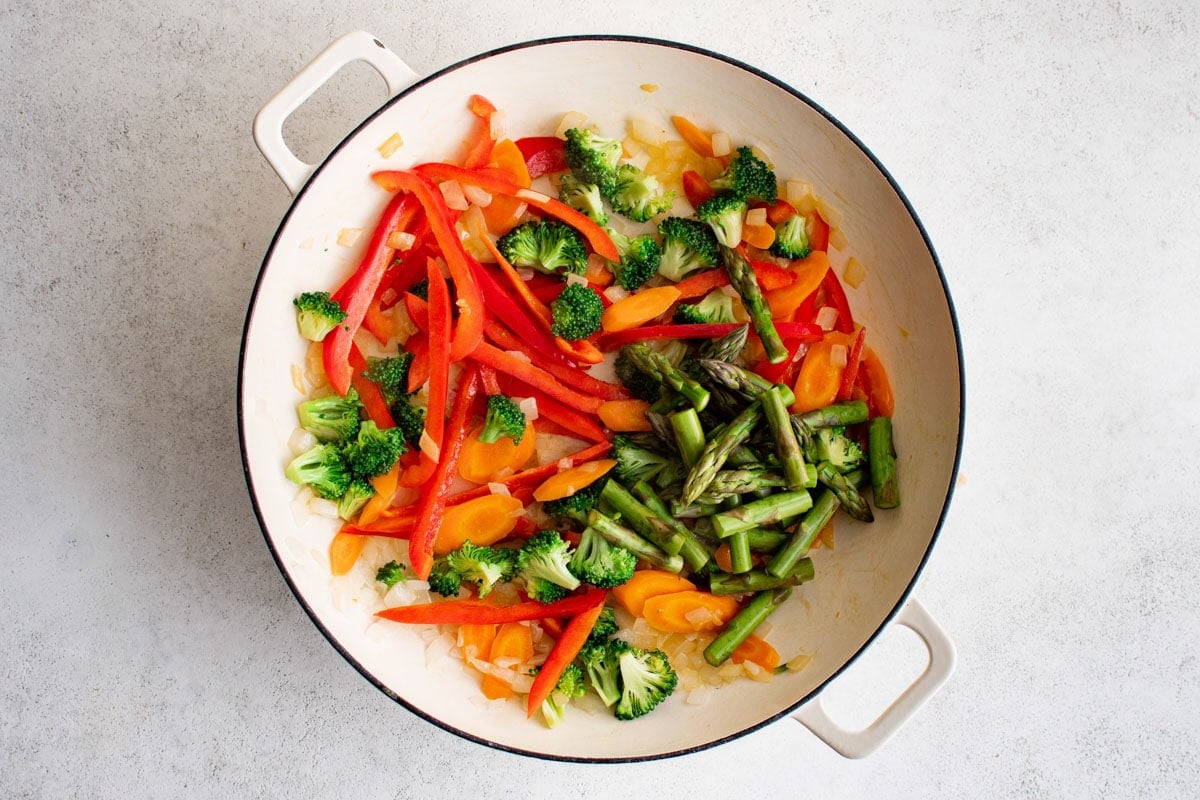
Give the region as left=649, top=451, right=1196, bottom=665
left=285, top=443, right=351, bottom=500
left=588, top=605, right=619, bottom=642
left=586, top=510, right=684, bottom=573
left=673, top=289, right=736, bottom=325
left=337, top=478, right=375, bottom=521
left=537, top=662, right=587, bottom=728
left=363, top=351, right=415, bottom=406
left=770, top=213, right=812, bottom=260
left=709, top=146, right=777, bottom=203
left=557, top=173, right=608, bottom=225
left=605, top=163, right=675, bottom=222
left=578, top=638, right=629, bottom=708
left=343, top=420, right=407, bottom=479
left=444, top=542, right=518, bottom=597
left=540, top=479, right=606, bottom=524
left=708, top=560, right=814, bottom=595
left=611, top=434, right=674, bottom=486
left=719, top=244, right=787, bottom=363
left=497, top=219, right=588, bottom=276
left=681, top=400, right=762, bottom=506
left=478, top=394, right=527, bottom=444
left=813, top=426, right=865, bottom=473
left=607, top=228, right=663, bottom=291
left=293, top=291, right=346, bottom=342
left=615, top=646, right=679, bottom=720
left=614, top=348, right=663, bottom=402
left=703, top=588, right=791, bottom=667
left=550, top=283, right=604, bottom=341
left=622, top=343, right=710, bottom=413
left=763, top=385, right=808, bottom=491
left=765, top=488, right=840, bottom=578
left=657, top=216, right=720, bottom=282
left=389, top=397, right=426, bottom=448
left=868, top=417, right=900, bottom=509
left=407, top=279, right=429, bottom=300
left=569, top=526, right=637, bottom=588
left=375, top=560, right=405, bottom=589
left=516, top=530, right=581, bottom=603
left=696, top=192, right=747, bottom=248
left=711, top=490, right=814, bottom=538
left=563, top=127, right=623, bottom=192
left=816, top=462, right=873, bottom=522
left=427, top=559, right=463, bottom=597
left=296, top=388, right=363, bottom=442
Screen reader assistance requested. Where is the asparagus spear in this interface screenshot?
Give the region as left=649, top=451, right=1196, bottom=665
left=586, top=509, right=684, bottom=573
left=623, top=343, right=710, bottom=412
left=817, top=461, right=873, bottom=522
left=680, top=400, right=763, bottom=505
left=719, top=245, right=788, bottom=364
left=631, top=480, right=712, bottom=573
left=763, top=385, right=808, bottom=491
left=693, top=468, right=788, bottom=504
left=697, top=359, right=795, bottom=406
left=599, top=480, right=685, bottom=555
left=708, top=559, right=815, bottom=595
left=668, top=407, right=706, bottom=469
left=696, top=323, right=750, bottom=362
left=794, top=400, right=869, bottom=429
left=728, top=531, right=753, bottom=573
left=644, top=411, right=679, bottom=453
left=868, top=416, right=900, bottom=508
left=765, top=488, right=840, bottom=578
left=704, top=587, right=792, bottom=666
left=711, top=490, right=814, bottom=538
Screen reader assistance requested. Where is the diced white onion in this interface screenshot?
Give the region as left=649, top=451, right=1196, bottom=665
left=719, top=284, right=739, bottom=297
left=557, top=457, right=574, bottom=470
left=488, top=109, right=506, bottom=140
left=604, top=285, right=630, bottom=303
left=710, top=131, right=732, bottom=158
left=462, top=184, right=492, bottom=207
left=287, top=427, right=317, bottom=456
left=555, top=111, right=588, bottom=139
left=419, top=430, right=440, bottom=461
left=814, top=197, right=844, bottom=228
left=387, top=230, right=416, bottom=251
left=487, top=482, right=511, bottom=497
left=630, top=117, right=664, bottom=146
left=306, top=494, right=339, bottom=519
left=830, top=344, right=848, bottom=368
left=816, top=306, right=839, bottom=331
left=516, top=268, right=536, bottom=281
left=684, top=607, right=716, bottom=627
left=518, top=396, right=539, bottom=421
left=785, top=653, right=814, bottom=672
left=844, top=257, right=867, bottom=289
left=785, top=180, right=812, bottom=206
left=565, top=271, right=589, bottom=287
left=745, top=207, right=768, bottom=227
left=380, top=288, right=398, bottom=306
left=337, top=227, right=363, bottom=247
left=438, top=180, right=468, bottom=211
left=377, top=132, right=404, bottom=157
left=828, top=227, right=848, bottom=251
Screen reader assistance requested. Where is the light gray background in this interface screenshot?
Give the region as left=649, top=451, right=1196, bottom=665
left=3, top=1, right=1197, bottom=797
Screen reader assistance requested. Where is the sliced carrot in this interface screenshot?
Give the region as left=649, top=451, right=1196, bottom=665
left=600, top=285, right=682, bottom=332
left=357, top=462, right=400, bottom=526
left=713, top=543, right=733, bottom=573
left=790, top=333, right=851, bottom=413
left=480, top=621, right=534, bottom=700
left=433, top=493, right=524, bottom=554
left=585, top=256, right=614, bottom=287
left=488, top=138, right=531, bottom=187
left=482, top=138, right=532, bottom=234
left=671, top=115, right=716, bottom=159
left=531, top=458, right=618, bottom=502
left=458, top=623, right=498, bottom=661
left=673, top=268, right=730, bottom=300
left=765, top=251, right=830, bottom=321
left=731, top=634, right=781, bottom=671
left=597, top=399, right=653, bottom=432
left=611, top=570, right=696, bottom=618
left=328, top=531, right=366, bottom=576
left=641, top=590, right=740, bottom=633
left=458, top=421, right=538, bottom=484
left=742, top=222, right=775, bottom=250
left=815, top=516, right=836, bottom=550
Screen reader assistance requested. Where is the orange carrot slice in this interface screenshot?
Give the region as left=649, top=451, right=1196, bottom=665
left=765, top=251, right=830, bottom=321
left=457, top=421, right=538, bottom=484
left=597, top=399, right=653, bottom=432
left=730, top=634, right=781, bottom=671
left=433, top=494, right=524, bottom=554
left=641, top=590, right=740, bottom=633
left=531, top=458, right=617, bottom=502
left=790, top=332, right=851, bottom=413
left=611, top=570, right=696, bottom=618
left=671, top=115, right=716, bottom=159
left=601, top=286, right=681, bottom=332
left=329, top=531, right=366, bottom=576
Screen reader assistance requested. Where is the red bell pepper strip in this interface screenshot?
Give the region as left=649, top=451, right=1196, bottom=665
left=765, top=199, right=797, bottom=225
left=478, top=233, right=554, bottom=326
left=752, top=337, right=810, bottom=385
left=407, top=365, right=481, bottom=579
left=744, top=254, right=795, bottom=290
left=461, top=94, right=497, bottom=169
left=404, top=291, right=429, bottom=332
left=376, top=587, right=605, bottom=626
left=424, top=258, right=451, bottom=451
left=467, top=256, right=563, bottom=357
left=837, top=327, right=867, bottom=401
left=514, top=136, right=568, bottom=178
left=484, top=319, right=628, bottom=401
left=369, top=170, right=484, bottom=362
left=404, top=332, right=430, bottom=393
left=526, top=588, right=607, bottom=717
left=673, top=268, right=731, bottom=300
left=495, top=373, right=608, bottom=444
left=479, top=364, right=502, bottom=396
left=400, top=163, right=620, bottom=262
left=469, top=342, right=605, bottom=414
left=820, top=266, right=856, bottom=334
left=681, top=170, right=715, bottom=208
left=807, top=210, right=830, bottom=252
left=599, top=321, right=823, bottom=349
left=323, top=192, right=419, bottom=395
left=360, top=298, right=396, bottom=344
left=348, top=343, right=397, bottom=429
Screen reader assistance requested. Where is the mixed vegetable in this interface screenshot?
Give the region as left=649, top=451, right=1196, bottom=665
left=284, top=96, right=899, bottom=727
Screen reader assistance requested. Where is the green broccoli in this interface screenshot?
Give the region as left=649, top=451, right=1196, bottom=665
left=296, top=388, right=363, bottom=442
left=407, top=279, right=429, bottom=300
left=563, top=127, right=622, bottom=192
left=343, top=420, right=407, bottom=479
left=589, top=605, right=619, bottom=643
left=389, top=398, right=427, bottom=448
left=535, top=662, right=587, bottom=728
left=673, top=289, right=736, bottom=325
left=497, top=219, right=589, bottom=276
left=813, top=426, right=866, bottom=473
left=605, top=164, right=676, bottom=223
left=444, top=542, right=518, bottom=598
left=607, top=228, right=663, bottom=291
left=614, top=349, right=662, bottom=402
left=771, top=213, right=812, bottom=260
left=709, top=145, right=777, bottom=203
left=611, top=433, right=674, bottom=486
left=363, top=351, right=415, bottom=407
left=293, top=291, right=346, bottom=342
left=657, top=216, right=721, bottom=283
left=479, top=394, right=527, bottom=444
left=578, top=638, right=630, bottom=708
left=558, top=173, right=608, bottom=225
left=427, top=559, right=463, bottom=597
left=337, top=477, right=375, bottom=521
left=696, top=192, right=748, bottom=248
left=550, top=283, right=604, bottom=341
left=615, top=646, right=679, bottom=720
left=285, top=443, right=352, bottom=500
left=516, top=529, right=581, bottom=603
left=375, top=560, right=405, bottom=589
left=569, top=527, right=637, bottom=589
left=540, top=479, right=606, bottom=524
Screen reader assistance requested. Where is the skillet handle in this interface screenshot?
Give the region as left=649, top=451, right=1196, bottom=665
left=791, top=597, right=955, bottom=758
left=253, top=31, right=419, bottom=195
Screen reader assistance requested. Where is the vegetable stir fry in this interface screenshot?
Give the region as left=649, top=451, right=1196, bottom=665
left=284, top=95, right=899, bottom=727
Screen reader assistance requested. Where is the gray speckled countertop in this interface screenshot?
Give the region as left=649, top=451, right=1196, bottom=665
left=3, top=2, right=1198, bottom=797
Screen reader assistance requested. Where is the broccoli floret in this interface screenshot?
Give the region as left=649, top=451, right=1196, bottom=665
left=605, top=164, right=676, bottom=223
left=389, top=398, right=426, bottom=448
left=550, top=283, right=604, bottom=341
left=558, top=173, right=608, bottom=225
left=343, top=420, right=407, bottom=479
left=363, top=351, right=415, bottom=407
left=673, top=289, right=736, bottom=325
left=589, top=605, right=619, bottom=643
left=293, top=291, right=347, bottom=342
left=615, top=646, right=679, bottom=720
left=285, top=443, right=351, bottom=500
left=337, top=477, right=375, bottom=521
left=563, top=127, right=623, bottom=192
left=771, top=213, right=812, bottom=260
left=479, top=394, right=527, bottom=444
left=296, top=388, right=363, bottom=442
left=709, top=145, right=777, bottom=203
left=607, top=229, right=662, bottom=291
left=612, top=433, right=673, bottom=485
left=657, top=216, right=720, bottom=283
left=375, top=560, right=405, bottom=589
left=541, top=479, right=606, bottom=524
left=578, top=638, right=630, bottom=708
left=427, top=559, right=463, bottom=597
left=614, top=349, right=662, bottom=402
left=535, top=662, right=587, bottom=729
left=498, top=220, right=589, bottom=276
left=814, top=426, right=866, bottom=473
left=569, top=527, right=637, bottom=588
left=517, top=530, right=581, bottom=603
left=696, top=192, right=747, bottom=248
left=407, top=279, right=429, bottom=300
left=444, top=542, right=518, bottom=598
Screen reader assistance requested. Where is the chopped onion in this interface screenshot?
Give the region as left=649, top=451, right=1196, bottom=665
left=337, top=227, right=363, bottom=247
left=630, top=117, right=664, bottom=146
left=604, top=285, right=630, bottom=303
left=785, top=180, right=812, bottom=206
left=555, top=111, right=587, bottom=139
left=419, top=430, right=440, bottom=461
left=377, top=132, right=404, bottom=157
left=438, top=180, right=468, bottom=211
left=487, top=482, right=511, bottom=497
left=557, top=457, right=574, bottom=470
left=287, top=427, right=317, bottom=456
left=306, top=494, right=339, bottom=519
left=488, top=109, right=506, bottom=140
left=829, top=343, right=848, bottom=368
left=517, top=396, right=539, bottom=421
left=828, top=227, right=848, bottom=251
left=380, top=288, right=398, bottom=306
left=289, top=364, right=305, bottom=396
left=387, top=230, right=416, bottom=251
left=816, top=305, right=839, bottom=331
left=564, top=271, right=589, bottom=287
left=462, top=184, right=492, bottom=207
left=745, top=207, right=768, bottom=227
left=710, top=131, right=732, bottom=158
left=684, top=607, right=716, bottom=627
left=785, top=653, right=814, bottom=672
left=844, top=257, right=867, bottom=289
left=814, top=196, right=844, bottom=228
left=516, top=268, right=536, bottom=281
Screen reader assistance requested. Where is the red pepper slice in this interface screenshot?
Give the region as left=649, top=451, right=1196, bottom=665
left=484, top=319, right=628, bottom=402
left=376, top=586, right=606, bottom=626
left=404, top=291, right=429, bottom=332
left=348, top=343, right=397, bottom=429
left=404, top=332, right=429, bottom=393
left=599, top=321, right=823, bottom=350
left=466, top=255, right=562, bottom=357
left=495, top=372, right=609, bottom=444
left=837, top=327, right=867, bottom=401
left=469, top=342, right=605, bottom=414
left=407, top=365, right=481, bottom=579
left=681, top=170, right=715, bottom=208
left=766, top=199, right=797, bottom=225
left=462, top=95, right=497, bottom=169
left=369, top=170, right=484, bottom=362
left=479, top=364, right=502, bottom=396
left=514, top=136, right=568, bottom=178
left=526, top=588, right=607, bottom=717
left=323, top=193, right=419, bottom=395
left=807, top=210, right=830, bottom=253
left=820, top=266, right=855, bottom=334
left=424, top=258, right=451, bottom=450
